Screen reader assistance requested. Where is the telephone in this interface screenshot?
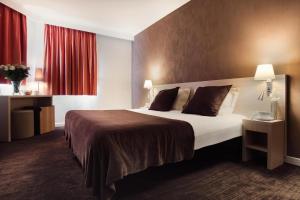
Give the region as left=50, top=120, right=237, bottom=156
left=251, top=111, right=275, bottom=121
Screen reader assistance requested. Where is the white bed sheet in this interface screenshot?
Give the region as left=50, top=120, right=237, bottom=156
left=130, top=108, right=246, bottom=150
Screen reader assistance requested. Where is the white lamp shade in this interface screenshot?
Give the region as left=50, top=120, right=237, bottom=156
left=35, top=68, right=44, bottom=81
left=254, top=64, right=275, bottom=81
left=144, top=80, right=152, bottom=89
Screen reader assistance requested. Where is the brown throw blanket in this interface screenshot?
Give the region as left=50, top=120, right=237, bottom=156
left=65, top=110, right=195, bottom=199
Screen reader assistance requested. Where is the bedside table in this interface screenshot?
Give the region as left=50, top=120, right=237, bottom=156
left=242, top=119, right=285, bottom=170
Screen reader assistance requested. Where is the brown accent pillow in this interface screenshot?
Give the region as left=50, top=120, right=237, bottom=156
left=182, top=85, right=232, bottom=116
left=149, top=87, right=179, bottom=111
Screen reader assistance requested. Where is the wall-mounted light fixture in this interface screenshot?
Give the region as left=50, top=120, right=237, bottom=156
left=254, top=64, right=275, bottom=100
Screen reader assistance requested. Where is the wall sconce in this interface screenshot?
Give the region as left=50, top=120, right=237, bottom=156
left=254, top=64, right=275, bottom=100
left=144, top=80, right=153, bottom=106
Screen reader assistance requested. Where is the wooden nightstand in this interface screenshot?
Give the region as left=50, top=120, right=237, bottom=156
left=242, top=119, right=285, bottom=170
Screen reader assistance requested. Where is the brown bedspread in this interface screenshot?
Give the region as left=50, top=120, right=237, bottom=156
left=65, top=110, right=195, bottom=199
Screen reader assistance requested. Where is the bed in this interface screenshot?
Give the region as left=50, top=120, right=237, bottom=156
left=65, top=75, right=286, bottom=200
left=131, top=108, right=245, bottom=150
left=65, top=109, right=245, bottom=200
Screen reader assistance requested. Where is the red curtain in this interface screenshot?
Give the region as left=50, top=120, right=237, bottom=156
left=0, top=3, right=27, bottom=83
left=44, top=24, right=97, bottom=95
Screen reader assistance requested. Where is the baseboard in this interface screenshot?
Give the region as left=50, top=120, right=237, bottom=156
left=55, top=122, right=65, bottom=127
left=285, top=156, right=300, bottom=166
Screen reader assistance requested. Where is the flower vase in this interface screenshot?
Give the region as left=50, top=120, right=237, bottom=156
left=12, top=81, right=21, bottom=95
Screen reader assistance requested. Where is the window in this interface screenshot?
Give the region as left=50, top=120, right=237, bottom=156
left=44, top=24, right=97, bottom=95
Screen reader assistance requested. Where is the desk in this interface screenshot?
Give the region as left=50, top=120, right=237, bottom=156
left=0, top=95, right=53, bottom=142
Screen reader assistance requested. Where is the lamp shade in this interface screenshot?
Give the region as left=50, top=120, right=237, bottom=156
left=35, top=68, right=44, bottom=81
left=254, top=64, right=275, bottom=81
left=144, top=80, right=152, bottom=89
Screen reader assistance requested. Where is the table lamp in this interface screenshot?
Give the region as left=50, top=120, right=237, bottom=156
left=35, top=68, right=44, bottom=95
left=144, top=80, right=153, bottom=106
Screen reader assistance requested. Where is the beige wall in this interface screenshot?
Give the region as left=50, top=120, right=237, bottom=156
left=132, top=0, right=300, bottom=157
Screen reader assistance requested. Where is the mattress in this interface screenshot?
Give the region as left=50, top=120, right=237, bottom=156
left=130, top=108, right=245, bottom=150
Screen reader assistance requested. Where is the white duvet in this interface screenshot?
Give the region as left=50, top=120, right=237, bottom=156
left=130, top=108, right=245, bottom=150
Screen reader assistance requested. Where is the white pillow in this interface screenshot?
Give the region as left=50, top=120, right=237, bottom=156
left=172, top=88, right=191, bottom=110
left=218, top=87, right=239, bottom=115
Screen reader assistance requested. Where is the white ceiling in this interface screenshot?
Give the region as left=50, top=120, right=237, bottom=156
left=1, top=0, right=190, bottom=40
